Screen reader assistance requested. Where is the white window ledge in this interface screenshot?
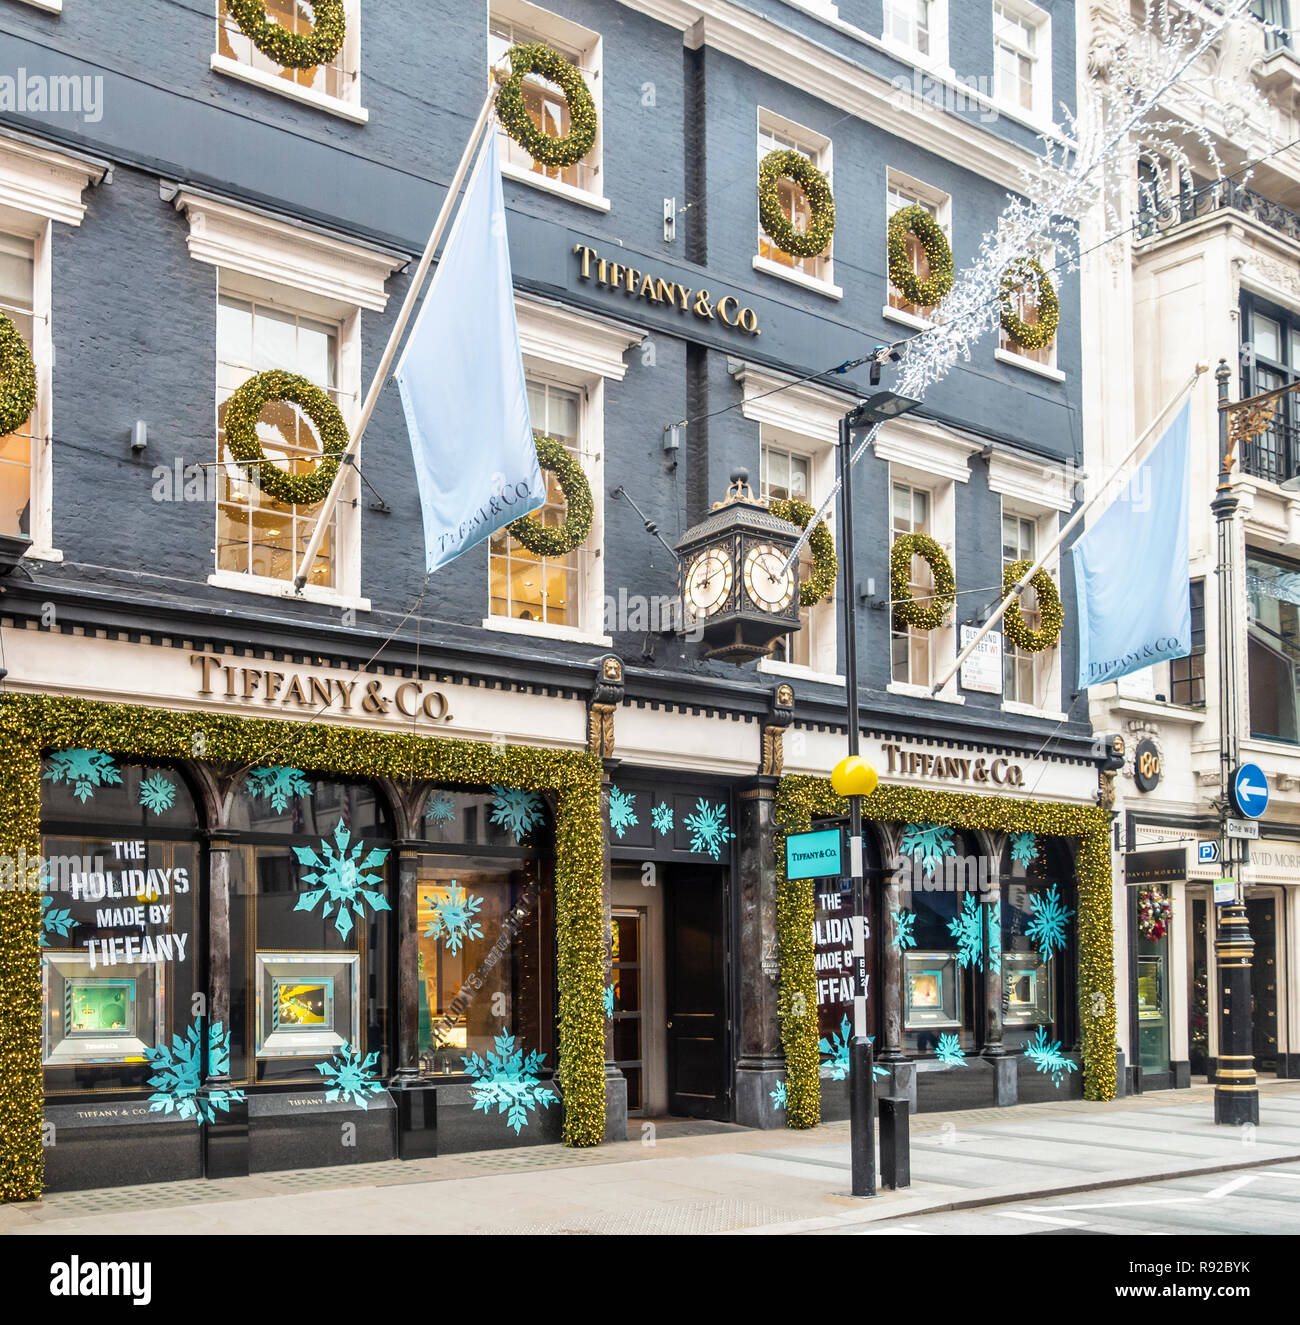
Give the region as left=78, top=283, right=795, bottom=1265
left=1107, top=696, right=1207, bottom=727
left=24, top=545, right=63, bottom=563
left=18, top=0, right=62, bottom=12
left=759, top=657, right=845, bottom=687
left=887, top=680, right=964, bottom=705
left=500, top=159, right=610, bottom=213
left=208, top=569, right=371, bottom=612
left=1001, top=699, right=1069, bottom=722
left=481, top=616, right=613, bottom=647
left=995, top=347, right=1065, bottom=383
left=752, top=255, right=843, bottom=300
left=210, top=54, right=369, bottom=125
left=883, top=304, right=934, bottom=332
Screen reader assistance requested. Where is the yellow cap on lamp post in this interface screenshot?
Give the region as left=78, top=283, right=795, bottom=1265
left=831, top=756, right=878, bottom=798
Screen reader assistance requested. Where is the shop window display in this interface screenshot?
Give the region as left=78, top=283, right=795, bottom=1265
left=40, top=758, right=201, bottom=1092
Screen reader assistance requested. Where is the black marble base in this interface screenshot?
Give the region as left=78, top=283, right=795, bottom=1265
left=43, top=1100, right=202, bottom=1193
left=203, top=1094, right=249, bottom=1179
left=990, top=1054, right=1017, bottom=1106
left=393, top=1082, right=438, bottom=1161
left=1016, top=1053, right=1085, bottom=1103
left=915, top=1057, right=997, bottom=1112
left=248, top=1090, right=396, bottom=1173
left=878, top=1095, right=910, bottom=1189
left=602, top=1068, right=628, bottom=1142
left=432, top=1080, right=564, bottom=1154
left=1172, top=1060, right=1191, bottom=1089
left=1114, top=1050, right=1129, bottom=1097
left=1278, top=1053, right=1300, bottom=1080
left=734, top=1065, right=787, bottom=1129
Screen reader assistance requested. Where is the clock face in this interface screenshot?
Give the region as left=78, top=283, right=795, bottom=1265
left=685, top=548, right=734, bottom=618
left=743, top=544, right=796, bottom=613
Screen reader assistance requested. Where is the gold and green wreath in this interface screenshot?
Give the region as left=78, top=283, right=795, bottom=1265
left=891, top=534, right=955, bottom=632
left=0, top=312, right=36, bottom=439
left=758, top=149, right=836, bottom=260
left=223, top=370, right=349, bottom=508
left=508, top=437, right=592, bottom=557
left=1000, top=257, right=1059, bottom=351
left=227, top=0, right=346, bottom=69
left=888, top=204, right=954, bottom=308
left=496, top=44, right=598, bottom=171
left=768, top=497, right=836, bottom=608
left=1003, top=558, right=1063, bottom=653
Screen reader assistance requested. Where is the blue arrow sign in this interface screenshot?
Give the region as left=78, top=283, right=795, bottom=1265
left=1232, top=763, right=1270, bottom=820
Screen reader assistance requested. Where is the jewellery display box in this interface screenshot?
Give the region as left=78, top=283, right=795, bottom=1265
left=256, top=952, right=358, bottom=1058
left=43, top=952, right=162, bottom=1065
left=903, top=951, right=960, bottom=1029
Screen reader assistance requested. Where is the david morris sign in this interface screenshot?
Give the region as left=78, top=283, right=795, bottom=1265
left=786, top=828, right=843, bottom=881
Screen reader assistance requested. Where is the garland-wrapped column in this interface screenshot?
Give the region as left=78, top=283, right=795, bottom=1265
left=734, top=779, right=786, bottom=1128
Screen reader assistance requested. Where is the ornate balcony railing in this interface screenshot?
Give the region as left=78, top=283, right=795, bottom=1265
left=1225, top=378, right=1300, bottom=484
left=1137, top=178, right=1300, bottom=247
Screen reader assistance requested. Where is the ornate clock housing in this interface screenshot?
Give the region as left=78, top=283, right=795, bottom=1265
left=675, top=469, right=803, bottom=663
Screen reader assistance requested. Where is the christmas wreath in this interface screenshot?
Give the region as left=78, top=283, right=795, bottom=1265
left=222, top=370, right=349, bottom=508
left=887, top=204, right=954, bottom=308
left=1002, top=559, right=1063, bottom=653
left=1000, top=256, right=1059, bottom=351
left=891, top=534, right=955, bottom=631
left=758, top=149, right=836, bottom=260
left=0, top=311, right=36, bottom=438
left=768, top=497, right=837, bottom=607
left=496, top=44, right=598, bottom=171
left=1137, top=888, right=1171, bottom=942
left=507, top=437, right=592, bottom=557
left=227, top=0, right=346, bottom=70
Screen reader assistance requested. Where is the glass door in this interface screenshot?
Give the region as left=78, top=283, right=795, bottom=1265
left=1132, top=887, right=1172, bottom=1088
left=611, top=910, right=645, bottom=1114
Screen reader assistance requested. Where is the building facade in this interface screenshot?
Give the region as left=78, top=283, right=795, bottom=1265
left=1081, top=1, right=1300, bottom=1096
left=0, top=0, right=1107, bottom=1200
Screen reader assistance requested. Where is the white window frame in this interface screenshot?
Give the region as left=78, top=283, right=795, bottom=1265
left=16, top=0, right=62, bottom=13
left=480, top=297, right=643, bottom=647
left=488, top=0, right=609, bottom=214
left=881, top=0, right=950, bottom=71
left=211, top=0, right=368, bottom=125
left=0, top=133, right=105, bottom=562
left=991, top=0, right=1051, bottom=127
left=884, top=167, right=952, bottom=331
left=986, top=447, right=1072, bottom=719
left=996, top=239, right=1063, bottom=381
left=754, top=107, right=842, bottom=300
left=172, top=188, right=406, bottom=610
left=734, top=361, right=844, bottom=686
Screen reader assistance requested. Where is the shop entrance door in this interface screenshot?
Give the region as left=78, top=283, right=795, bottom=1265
left=1131, top=886, right=1172, bottom=1091
left=665, top=866, right=729, bottom=1120
left=1248, top=889, right=1281, bottom=1072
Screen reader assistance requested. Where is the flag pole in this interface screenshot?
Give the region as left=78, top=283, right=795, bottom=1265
left=291, top=80, right=502, bottom=593
left=929, top=362, right=1209, bottom=697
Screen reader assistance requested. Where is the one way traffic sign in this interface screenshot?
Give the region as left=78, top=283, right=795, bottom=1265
left=1231, top=763, right=1270, bottom=820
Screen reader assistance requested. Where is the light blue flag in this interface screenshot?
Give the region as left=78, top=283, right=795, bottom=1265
left=1072, top=399, right=1192, bottom=689
left=395, top=130, right=544, bottom=572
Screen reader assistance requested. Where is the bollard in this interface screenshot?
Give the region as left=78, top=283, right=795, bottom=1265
left=879, top=1094, right=910, bottom=1190
left=850, top=1036, right=877, bottom=1197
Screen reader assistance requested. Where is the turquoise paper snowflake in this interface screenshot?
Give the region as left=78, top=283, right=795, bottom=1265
left=684, top=798, right=735, bottom=860
left=818, top=1015, right=888, bottom=1080
left=890, top=909, right=917, bottom=952
left=423, top=882, right=484, bottom=955
left=425, top=791, right=456, bottom=828
left=39, top=894, right=75, bottom=947
left=247, top=765, right=311, bottom=813
left=490, top=786, right=546, bottom=841
left=948, top=892, right=984, bottom=970
left=1026, top=883, right=1073, bottom=961
left=770, top=1080, right=787, bottom=1110
left=316, top=1041, right=385, bottom=1109
left=1024, top=1026, right=1078, bottom=1088
left=899, top=823, right=957, bottom=877
left=651, top=802, right=674, bottom=835
left=43, top=749, right=121, bottom=804
left=935, top=1033, right=967, bottom=1067
left=146, top=1020, right=244, bottom=1125
left=608, top=786, right=639, bottom=839
left=1010, top=831, right=1039, bottom=868
left=604, top=984, right=615, bottom=1019
left=462, top=1031, right=558, bottom=1134
left=138, top=773, right=177, bottom=816
left=292, top=819, right=391, bottom=941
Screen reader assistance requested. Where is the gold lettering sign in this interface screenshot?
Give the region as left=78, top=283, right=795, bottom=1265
left=190, top=654, right=453, bottom=727
left=880, top=742, right=1025, bottom=788
left=573, top=244, right=761, bottom=336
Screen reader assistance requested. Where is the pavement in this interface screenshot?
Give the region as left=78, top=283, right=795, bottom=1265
left=4, top=1079, right=1300, bottom=1236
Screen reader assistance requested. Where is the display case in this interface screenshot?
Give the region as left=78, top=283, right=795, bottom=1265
left=255, top=953, right=359, bottom=1058
left=1002, top=952, right=1053, bottom=1026
left=43, top=953, right=163, bottom=1065
left=904, top=952, right=960, bottom=1029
